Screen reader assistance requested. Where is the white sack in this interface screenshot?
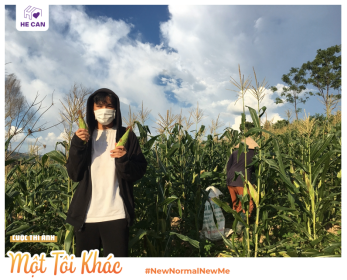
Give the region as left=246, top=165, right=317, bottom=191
left=201, top=186, right=225, bottom=241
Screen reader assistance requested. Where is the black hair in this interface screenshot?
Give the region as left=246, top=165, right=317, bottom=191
left=93, top=91, right=117, bottom=108
left=86, top=88, right=122, bottom=140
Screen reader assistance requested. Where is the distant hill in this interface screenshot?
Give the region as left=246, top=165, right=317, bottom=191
left=6, top=151, right=42, bottom=160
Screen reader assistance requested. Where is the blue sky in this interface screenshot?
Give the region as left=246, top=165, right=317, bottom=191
left=4, top=5, right=341, bottom=153
left=84, top=5, right=170, bottom=46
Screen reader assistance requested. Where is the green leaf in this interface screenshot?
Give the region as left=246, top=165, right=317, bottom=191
left=170, top=232, right=199, bottom=249
left=311, top=150, right=336, bottom=186
left=57, top=211, right=67, bottom=220
left=6, top=225, right=30, bottom=236
left=285, top=156, right=309, bottom=174
left=22, top=206, right=37, bottom=216
left=51, top=163, right=68, bottom=178
left=270, top=205, right=297, bottom=212
left=145, top=236, right=158, bottom=257
left=64, top=225, right=74, bottom=254
left=259, top=106, right=267, bottom=119
left=287, top=193, right=296, bottom=209
left=198, top=125, right=205, bottom=136
left=145, top=135, right=160, bottom=150
left=6, top=165, right=20, bottom=181
left=5, top=134, right=14, bottom=152
left=158, top=196, right=178, bottom=207
left=165, top=142, right=180, bottom=158
left=310, top=236, right=324, bottom=247
left=45, top=150, right=66, bottom=165
left=236, top=141, right=246, bottom=162
left=6, top=225, right=36, bottom=236
left=72, top=182, right=79, bottom=191
left=192, top=172, right=198, bottom=183
left=129, top=229, right=148, bottom=249
left=247, top=180, right=259, bottom=207
left=278, top=214, right=293, bottom=222
left=48, top=198, right=57, bottom=210
left=200, top=171, right=223, bottom=179
left=41, top=154, right=48, bottom=167
left=40, top=242, right=61, bottom=250
left=310, top=134, right=334, bottom=162
left=245, top=127, right=276, bottom=138
left=212, top=197, right=249, bottom=228
left=241, top=113, right=246, bottom=130
left=220, top=234, right=236, bottom=254
left=246, top=106, right=260, bottom=128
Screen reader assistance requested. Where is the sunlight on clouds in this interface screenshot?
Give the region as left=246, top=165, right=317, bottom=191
left=7, top=126, right=26, bottom=143
left=231, top=113, right=283, bottom=131
left=45, top=132, right=57, bottom=142
left=227, top=88, right=284, bottom=114
left=6, top=4, right=338, bottom=154
left=211, top=100, right=232, bottom=107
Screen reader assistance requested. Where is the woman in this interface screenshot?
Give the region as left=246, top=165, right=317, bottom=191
left=226, top=137, right=258, bottom=235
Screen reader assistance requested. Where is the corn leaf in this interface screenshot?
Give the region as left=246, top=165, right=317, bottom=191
left=170, top=232, right=199, bottom=249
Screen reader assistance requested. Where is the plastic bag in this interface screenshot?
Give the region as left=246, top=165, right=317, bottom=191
left=201, top=186, right=225, bottom=241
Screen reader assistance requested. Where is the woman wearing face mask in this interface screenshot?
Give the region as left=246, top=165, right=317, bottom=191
left=65, top=88, right=147, bottom=257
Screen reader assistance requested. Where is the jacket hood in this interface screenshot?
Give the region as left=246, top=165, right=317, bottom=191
left=86, top=88, right=123, bottom=141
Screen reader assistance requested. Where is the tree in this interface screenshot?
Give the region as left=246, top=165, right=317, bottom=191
left=301, top=45, right=341, bottom=121
left=272, top=119, right=289, bottom=130
left=5, top=73, right=33, bottom=141
left=5, top=72, right=61, bottom=160
left=271, top=67, right=309, bottom=121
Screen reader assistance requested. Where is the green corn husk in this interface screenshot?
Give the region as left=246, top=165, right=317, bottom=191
left=116, top=126, right=132, bottom=147
left=78, top=110, right=87, bottom=144
left=78, top=110, right=87, bottom=129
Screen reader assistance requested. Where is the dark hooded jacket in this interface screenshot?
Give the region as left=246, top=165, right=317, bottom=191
left=65, top=88, right=147, bottom=230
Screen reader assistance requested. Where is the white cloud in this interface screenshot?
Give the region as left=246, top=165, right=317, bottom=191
left=231, top=112, right=283, bottom=131
left=27, top=136, right=43, bottom=144
left=5, top=5, right=341, bottom=150
left=45, top=131, right=67, bottom=143
left=45, top=132, right=57, bottom=142
left=6, top=126, right=26, bottom=143
left=272, top=83, right=286, bottom=94
left=211, top=100, right=232, bottom=107
left=227, top=88, right=284, bottom=114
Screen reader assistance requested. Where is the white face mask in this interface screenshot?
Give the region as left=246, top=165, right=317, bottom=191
left=94, top=108, right=116, bottom=125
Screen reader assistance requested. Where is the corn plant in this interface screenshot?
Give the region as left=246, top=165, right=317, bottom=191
left=5, top=103, right=341, bottom=258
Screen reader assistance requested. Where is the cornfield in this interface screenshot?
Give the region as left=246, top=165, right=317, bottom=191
left=5, top=102, right=341, bottom=257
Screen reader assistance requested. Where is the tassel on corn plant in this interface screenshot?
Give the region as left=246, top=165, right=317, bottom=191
left=116, top=126, right=132, bottom=147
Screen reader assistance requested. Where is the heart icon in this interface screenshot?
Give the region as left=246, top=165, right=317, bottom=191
left=33, top=12, right=40, bottom=19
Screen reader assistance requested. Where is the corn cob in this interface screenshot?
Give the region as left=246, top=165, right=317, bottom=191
left=78, top=110, right=87, bottom=129
left=116, top=126, right=132, bottom=147
left=78, top=110, right=88, bottom=144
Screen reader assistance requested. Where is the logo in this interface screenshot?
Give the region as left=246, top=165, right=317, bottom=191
left=16, top=4, right=49, bottom=31
left=24, top=6, right=42, bottom=20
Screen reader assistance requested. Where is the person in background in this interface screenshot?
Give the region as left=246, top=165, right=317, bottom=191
left=226, top=137, right=258, bottom=235
left=65, top=88, right=147, bottom=257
